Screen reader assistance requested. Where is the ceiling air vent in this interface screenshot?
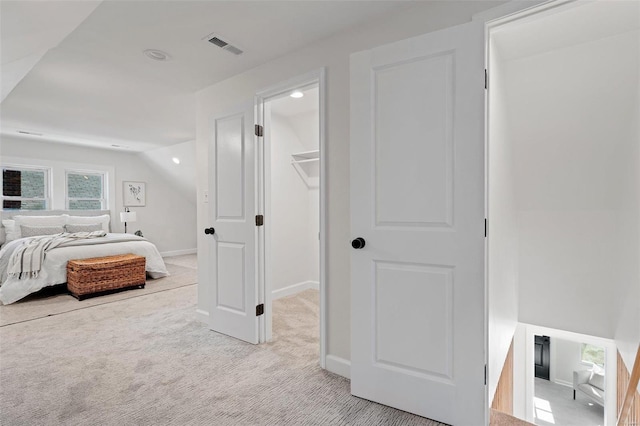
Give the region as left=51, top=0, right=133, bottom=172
left=208, top=37, right=228, bottom=48
left=206, top=34, right=244, bottom=56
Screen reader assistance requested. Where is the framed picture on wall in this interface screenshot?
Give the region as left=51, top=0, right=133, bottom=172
left=123, top=181, right=146, bottom=206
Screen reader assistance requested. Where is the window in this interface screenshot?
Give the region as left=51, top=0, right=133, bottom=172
left=581, top=343, right=605, bottom=367
left=66, top=170, right=106, bottom=210
left=1, top=166, right=50, bottom=210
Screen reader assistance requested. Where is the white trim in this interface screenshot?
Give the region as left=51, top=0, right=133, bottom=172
left=474, top=0, right=557, bottom=24
left=64, top=168, right=107, bottom=210
left=196, top=309, right=209, bottom=324
left=161, top=248, right=197, bottom=257
left=272, top=280, right=319, bottom=300
left=325, top=355, right=351, bottom=379
left=2, top=155, right=116, bottom=220
left=254, top=68, right=328, bottom=370
left=1, top=163, right=52, bottom=210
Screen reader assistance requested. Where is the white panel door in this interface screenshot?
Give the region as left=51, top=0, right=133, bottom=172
left=209, top=104, right=259, bottom=344
left=350, top=21, right=486, bottom=425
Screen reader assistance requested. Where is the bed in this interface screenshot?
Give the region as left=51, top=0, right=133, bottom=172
left=0, top=210, right=169, bottom=304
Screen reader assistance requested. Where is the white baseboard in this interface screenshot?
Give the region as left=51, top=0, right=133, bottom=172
left=161, top=248, right=197, bottom=257
left=326, top=354, right=351, bottom=379
left=272, top=280, right=319, bottom=300
left=196, top=309, right=209, bottom=324
left=554, top=379, right=573, bottom=388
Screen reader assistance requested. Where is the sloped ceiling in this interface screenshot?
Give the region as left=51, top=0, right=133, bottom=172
left=0, top=0, right=101, bottom=102
left=0, top=1, right=409, bottom=152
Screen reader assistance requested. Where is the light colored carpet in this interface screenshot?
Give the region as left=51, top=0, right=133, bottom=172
left=0, top=284, right=445, bottom=425
left=0, top=255, right=197, bottom=326
left=534, top=378, right=604, bottom=426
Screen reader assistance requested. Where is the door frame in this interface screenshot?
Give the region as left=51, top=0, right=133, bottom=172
left=482, top=0, right=618, bottom=425
left=254, top=68, right=327, bottom=368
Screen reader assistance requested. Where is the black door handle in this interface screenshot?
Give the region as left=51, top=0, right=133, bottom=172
left=204, top=227, right=215, bottom=235
left=351, top=237, right=365, bottom=249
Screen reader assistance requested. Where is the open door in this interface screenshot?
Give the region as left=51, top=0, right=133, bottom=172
left=350, top=21, right=486, bottom=425
left=208, top=103, right=260, bottom=344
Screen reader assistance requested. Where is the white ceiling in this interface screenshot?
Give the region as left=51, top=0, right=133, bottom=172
left=492, top=0, right=640, bottom=61
left=0, top=1, right=409, bottom=152
left=0, top=1, right=101, bottom=102
left=270, top=87, right=319, bottom=118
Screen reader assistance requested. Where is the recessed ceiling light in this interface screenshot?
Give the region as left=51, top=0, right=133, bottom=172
left=144, top=49, right=171, bottom=61
left=172, top=157, right=180, bottom=164
left=290, top=91, right=304, bottom=99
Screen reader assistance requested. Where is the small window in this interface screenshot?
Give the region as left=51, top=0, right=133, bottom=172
left=66, top=171, right=106, bottom=210
left=581, top=343, right=605, bottom=367
left=1, top=166, right=50, bottom=210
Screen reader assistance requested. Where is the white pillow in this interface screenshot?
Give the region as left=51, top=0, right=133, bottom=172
left=13, top=215, right=68, bottom=240
left=20, top=225, right=65, bottom=238
left=66, top=214, right=110, bottom=233
left=65, top=223, right=103, bottom=233
left=2, top=219, right=20, bottom=243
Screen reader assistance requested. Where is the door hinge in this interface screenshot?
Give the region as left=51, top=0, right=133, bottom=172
left=255, top=215, right=264, bottom=226
left=256, top=304, right=264, bottom=316
left=484, top=69, right=487, bottom=90
left=485, top=218, right=487, bottom=238
left=255, top=124, right=263, bottom=137
left=484, top=364, right=487, bottom=385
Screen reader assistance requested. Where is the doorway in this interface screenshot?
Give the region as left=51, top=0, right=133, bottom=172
left=522, top=325, right=613, bottom=426
left=486, top=1, right=639, bottom=425
left=535, top=335, right=550, bottom=381
left=533, top=336, right=605, bottom=426
left=255, top=71, right=326, bottom=366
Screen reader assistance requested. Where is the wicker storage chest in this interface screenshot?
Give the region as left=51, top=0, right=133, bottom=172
left=67, top=254, right=146, bottom=300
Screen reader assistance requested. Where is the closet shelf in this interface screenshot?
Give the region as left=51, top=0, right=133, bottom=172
left=291, top=150, right=319, bottom=164
left=291, top=149, right=319, bottom=188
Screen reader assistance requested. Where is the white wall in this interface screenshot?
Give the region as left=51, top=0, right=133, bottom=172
left=269, top=111, right=318, bottom=293
left=139, top=140, right=197, bottom=204
left=550, top=338, right=584, bottom=386
left=487, top=38, right=520, bottom=404
left=512, top=323, right=527, bottom=419
left=288, top=110, right=320, bottom=282
left=508, top=30, right=640, bottom=339
left=613, top=49, right=640, bottom=389
left=195, top=1, right=505, bottom=364
left=1, top=136, right=197, bottom=255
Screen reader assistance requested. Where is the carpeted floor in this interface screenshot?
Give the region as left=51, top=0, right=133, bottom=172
left=0, top=262, right=444, bottom=425
left=0, top=255, right=197, bottom=326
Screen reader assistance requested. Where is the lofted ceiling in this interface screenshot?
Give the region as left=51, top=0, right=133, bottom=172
left=0, top=0, right=409, bottom=152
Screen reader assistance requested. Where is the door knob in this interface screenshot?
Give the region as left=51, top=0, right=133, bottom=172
left=351, top=237, right=365, bottom=249
left=204, top=227, right=215, bottom=235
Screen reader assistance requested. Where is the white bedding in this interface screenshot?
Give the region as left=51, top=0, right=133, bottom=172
left=0, top=233, right=169, bottom=304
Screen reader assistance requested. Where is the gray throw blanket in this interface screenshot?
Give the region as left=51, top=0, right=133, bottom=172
left=8, top=231, right=107, bottom=279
